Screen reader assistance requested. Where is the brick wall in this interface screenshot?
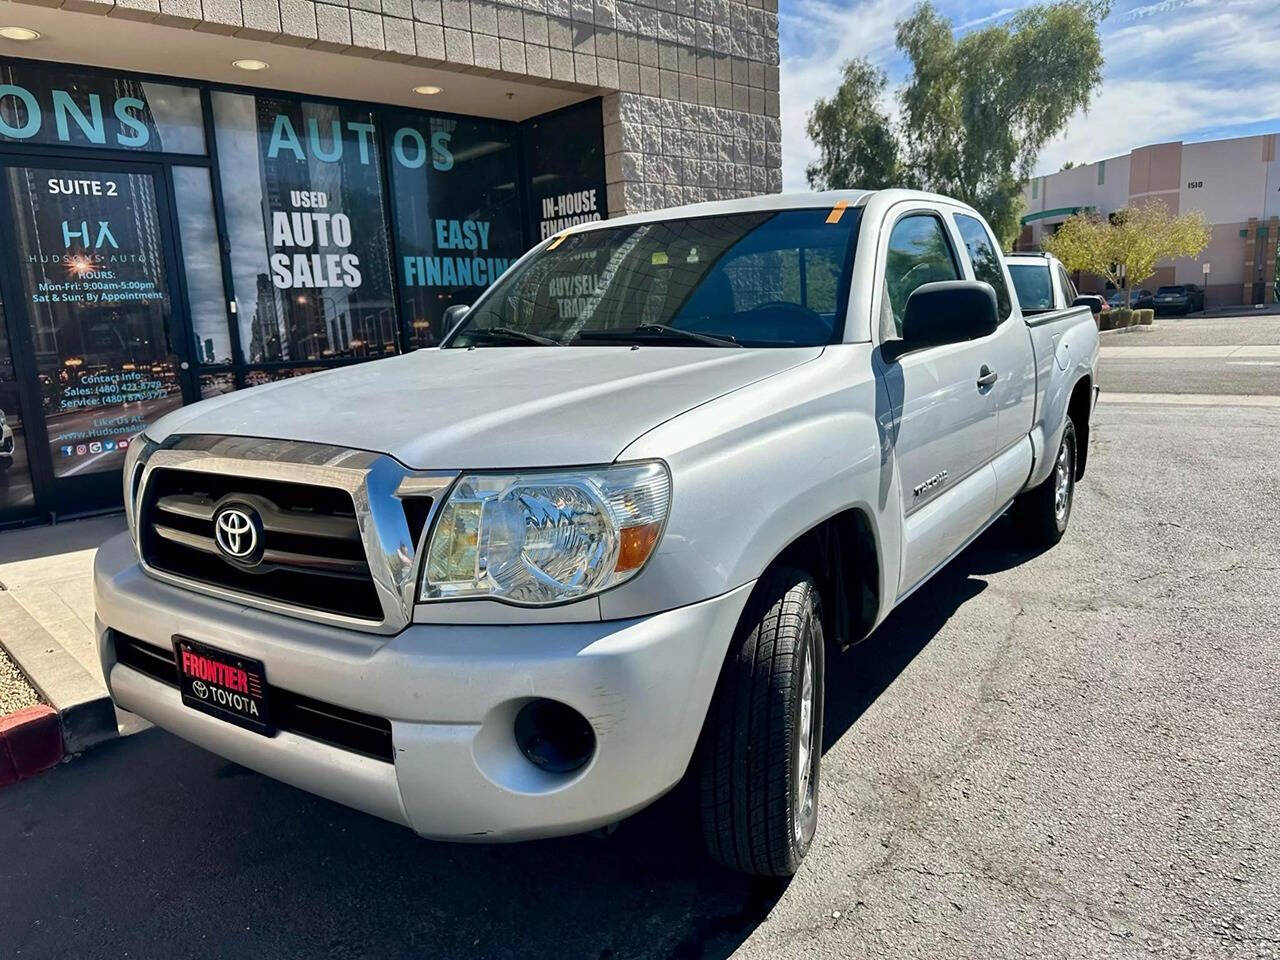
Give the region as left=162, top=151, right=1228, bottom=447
left=22, top=0, right=782, bottom=214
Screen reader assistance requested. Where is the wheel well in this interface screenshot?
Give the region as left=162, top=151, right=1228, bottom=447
left=771, top=508, right=880, bottom=651
left=1068, top=376, right=1093, bottom=480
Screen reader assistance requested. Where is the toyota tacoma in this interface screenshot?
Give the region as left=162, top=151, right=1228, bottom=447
left=95, top=191, right=1099, bottom=877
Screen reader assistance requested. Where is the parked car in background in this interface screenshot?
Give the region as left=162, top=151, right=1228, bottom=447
left=1008, top=252, right=1107, bottom=332
left=0, top=407, right=14, bottom=473
left=1073, top=293, right=1108, bottom=323
left=1154, top=284, right=1206, bottom=315
left=96, top=191, right=1099, bottom=878
left=1107, top=289, right=1154, bottom=310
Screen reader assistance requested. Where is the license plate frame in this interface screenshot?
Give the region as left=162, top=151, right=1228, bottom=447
left=172, top=635, right=274, bottom=736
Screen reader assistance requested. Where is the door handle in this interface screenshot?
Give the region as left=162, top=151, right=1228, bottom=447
left=977, top=365, right=998, bottom=388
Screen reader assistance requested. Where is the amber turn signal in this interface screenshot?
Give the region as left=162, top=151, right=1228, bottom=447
left=616, top=522, right=662, bottom=572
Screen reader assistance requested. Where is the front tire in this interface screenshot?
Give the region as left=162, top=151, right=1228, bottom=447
left=696, top=566, right=825, bottom=877
left=1015, top=416, right=1076, bottom=546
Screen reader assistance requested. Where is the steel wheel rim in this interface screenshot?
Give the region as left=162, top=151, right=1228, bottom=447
left=1054, top=435, right=1072, bottom=525
left=794, top=634, right=815, bottom=842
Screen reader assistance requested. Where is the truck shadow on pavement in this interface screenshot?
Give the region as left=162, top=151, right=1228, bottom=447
left=0, top=524, right=1043, bottom=960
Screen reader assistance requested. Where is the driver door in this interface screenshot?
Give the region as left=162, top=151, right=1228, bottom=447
left=874, top=208, right=999, bottom=597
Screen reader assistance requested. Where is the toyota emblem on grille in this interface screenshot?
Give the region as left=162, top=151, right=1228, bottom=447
left=214, top=505, right=261, bottom=563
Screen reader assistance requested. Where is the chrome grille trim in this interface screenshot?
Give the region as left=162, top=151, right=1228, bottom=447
left=132, top=435, right=457, bottom=635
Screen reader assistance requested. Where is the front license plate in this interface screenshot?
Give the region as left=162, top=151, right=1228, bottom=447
left=173, top=636, right=274, bottom=736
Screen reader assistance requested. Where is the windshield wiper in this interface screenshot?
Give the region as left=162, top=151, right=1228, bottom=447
left=465, top=326, right=561, bottom=346
left=578, top=324, right=743, bottom=348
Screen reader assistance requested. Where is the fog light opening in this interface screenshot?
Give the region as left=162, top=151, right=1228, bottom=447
left=513, top=699, right=595, bottom=774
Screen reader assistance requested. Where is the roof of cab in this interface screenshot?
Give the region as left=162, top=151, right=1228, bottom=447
left=566, top=189, right=974, bottom=234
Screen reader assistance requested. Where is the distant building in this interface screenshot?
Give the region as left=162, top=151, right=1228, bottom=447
left=1019, top=133, right=1280, bottom=307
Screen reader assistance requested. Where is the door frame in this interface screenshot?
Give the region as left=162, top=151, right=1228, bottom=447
left=0, top=151, right=199, bottom=520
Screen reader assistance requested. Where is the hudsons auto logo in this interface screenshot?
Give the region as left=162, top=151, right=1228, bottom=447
left=213, top=505, right=261, bottom=563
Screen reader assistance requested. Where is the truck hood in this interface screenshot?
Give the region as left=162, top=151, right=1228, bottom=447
left=149, top=346, right=823, bottom=469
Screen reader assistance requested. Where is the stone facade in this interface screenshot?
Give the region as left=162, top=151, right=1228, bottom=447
left=23, top=0, right=782, bottom=215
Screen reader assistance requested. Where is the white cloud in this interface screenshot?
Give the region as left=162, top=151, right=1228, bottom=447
left=1037, top=0, right=1280, bottom=172
left=778, top=0, right=1280, bottom=190
left=778, top=0, right=901, bottom=190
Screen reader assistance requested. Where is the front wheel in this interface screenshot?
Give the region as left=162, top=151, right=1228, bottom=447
left=1014, top=416, right=1076, bottom=546
left=696, top=566, right=825, bottom=876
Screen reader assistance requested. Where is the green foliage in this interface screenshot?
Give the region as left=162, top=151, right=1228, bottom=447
left=1104, top=307, right=1133, bottom=330
left=805, top=1, right=1110, bottom=249
left=805, top=59, right=906, bottom=191
left=1136, top=308, right=1155, bottom=325
left=1044, top=200, right=1211, bottom=296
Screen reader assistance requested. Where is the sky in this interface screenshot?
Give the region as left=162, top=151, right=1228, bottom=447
left=778, top=0, right=1280, bottom=190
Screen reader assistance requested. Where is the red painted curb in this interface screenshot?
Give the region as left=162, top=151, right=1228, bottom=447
left=0, top=705, right=64, bottom=788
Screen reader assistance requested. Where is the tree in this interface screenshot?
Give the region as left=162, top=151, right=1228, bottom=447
left=805, top=1, right=1109, bottom=249
left=1043, top=200, right=1211, bottom=303
left=805, top=59, right=906, bottom=192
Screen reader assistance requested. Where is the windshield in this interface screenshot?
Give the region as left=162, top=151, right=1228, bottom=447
left=1008, top=263, right=1054, bottom=312
left=444, top=208, right=861, bottom=348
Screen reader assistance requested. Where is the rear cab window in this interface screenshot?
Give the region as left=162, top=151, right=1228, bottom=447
left=953, top=213, right=1013, bottom=321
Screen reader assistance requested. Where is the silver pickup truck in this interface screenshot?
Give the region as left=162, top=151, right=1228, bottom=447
left=95, top=190, right=1099, bottom=877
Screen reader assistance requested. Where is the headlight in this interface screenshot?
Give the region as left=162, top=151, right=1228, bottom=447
left=420, top=461, right=671, bottom=606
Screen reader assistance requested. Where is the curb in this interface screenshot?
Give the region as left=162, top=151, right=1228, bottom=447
left=0, top=592, right=117, bottom=757
left=1099, top=324, right=1158, bottom=337
left=0, top=704, right=63, bottom=786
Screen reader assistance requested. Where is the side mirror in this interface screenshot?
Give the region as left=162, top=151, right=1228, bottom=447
left=899, top=281, right=999, bottom=353
left=443, top=303, right=470, bottom=334
left=1072, top=296, right=1100, bottom=314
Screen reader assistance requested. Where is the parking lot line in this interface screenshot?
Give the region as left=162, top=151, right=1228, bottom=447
left=1099, top=392, right=1280, bottom=407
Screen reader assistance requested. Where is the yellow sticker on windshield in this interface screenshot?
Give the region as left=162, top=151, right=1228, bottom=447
left=826, top=200, right=849, bottom=224
left=547, top=232, right=569, bottom=250
left=651, top=251, right=669, bottom=265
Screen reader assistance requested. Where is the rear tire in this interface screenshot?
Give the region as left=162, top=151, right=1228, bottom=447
left=1014, top=416, right=1076, bottom=546
left=696, top=566, right=825, bottom=877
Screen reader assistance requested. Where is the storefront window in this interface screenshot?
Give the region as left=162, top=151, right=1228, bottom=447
left=5, top=165, right=185, bottom=480
left=0, top=61, right=205, bottom=154
left=173, top=166, right=232, bottom=366
left=387, top=112, right=524, bottom=347
left=521, top=100, right=607, bottom=243
left=211, top=91, right=399, bottom=366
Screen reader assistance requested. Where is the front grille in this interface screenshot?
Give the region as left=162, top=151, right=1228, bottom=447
left=112, top=631, right=395, bottom=763
left=139, top=467, right=383, bottom=622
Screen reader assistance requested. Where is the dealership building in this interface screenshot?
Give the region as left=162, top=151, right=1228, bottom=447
left=1018, top=133, right=1280, bottom=308
left=0, top=0, right=782, bottom=525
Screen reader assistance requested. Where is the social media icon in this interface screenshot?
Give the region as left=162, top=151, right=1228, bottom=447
left=60, top=445, right=74, bottom=457
left=103, top=440, right=117, bottom=452
left=89, top=441, right=102, bottom=454
left=117, top=438, right=130, bottom=450
left=76, top=444, right=88, bottom=456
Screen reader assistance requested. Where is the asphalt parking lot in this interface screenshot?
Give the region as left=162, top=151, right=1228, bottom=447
left=3, top=351, right=1278, bottom=957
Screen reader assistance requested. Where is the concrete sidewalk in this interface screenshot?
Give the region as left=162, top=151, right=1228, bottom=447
left=0, top=515, right=127, bottom=752
left=0, top=515, right=123, bottom=682
left=1100, top=344, right=1280, bottom=358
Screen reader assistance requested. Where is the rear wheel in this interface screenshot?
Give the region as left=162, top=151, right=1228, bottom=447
left=1015, top=416, right=1076, bottom=546
left=696, top=566, right=825, bottom=876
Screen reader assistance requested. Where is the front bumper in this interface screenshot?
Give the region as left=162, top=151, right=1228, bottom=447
left=94, top=532, right=751, bottom=841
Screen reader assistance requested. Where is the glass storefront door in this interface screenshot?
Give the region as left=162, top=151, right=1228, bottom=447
left=0, top=160, right=194, bottom=517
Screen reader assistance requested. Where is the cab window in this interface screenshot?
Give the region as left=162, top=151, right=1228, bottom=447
left=1056, top=264, right=1078, bottom=305
left=953, top=213, right=1013, bottom=321
left=883, top=214, right=960, bottom=336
